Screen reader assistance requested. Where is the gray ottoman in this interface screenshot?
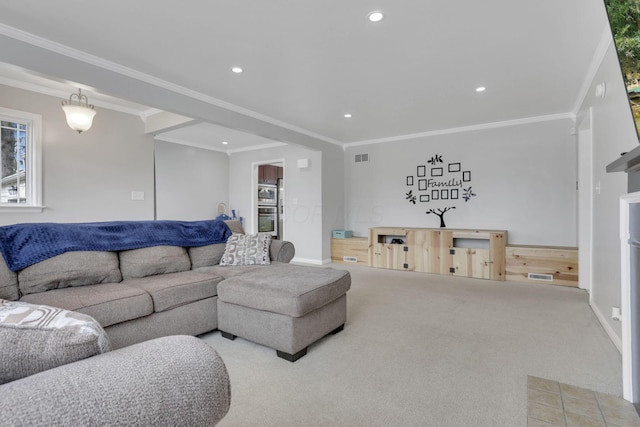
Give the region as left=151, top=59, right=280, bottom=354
left=217, top=264, right=351, bottom=362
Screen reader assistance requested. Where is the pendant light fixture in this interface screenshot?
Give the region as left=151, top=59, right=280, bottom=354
left=61, top=88, right=96, bottom=133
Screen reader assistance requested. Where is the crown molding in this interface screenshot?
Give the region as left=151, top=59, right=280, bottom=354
left=153, top=134, right=287, bottom=155
left=572, top=26, right=613, bottom=114
left=343, top=112, right=576, bottom=148
left=0, top=75, right=147, bottom=116
left=0, top=23, right=343, bottom=148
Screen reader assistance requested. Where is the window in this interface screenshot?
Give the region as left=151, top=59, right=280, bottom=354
left=0, top=107, right=42, bottom=212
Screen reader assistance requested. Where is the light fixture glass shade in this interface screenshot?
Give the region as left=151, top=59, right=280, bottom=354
left=61, top=89, right=96, bottom=133
left=62, top=104, right=96, bottom=133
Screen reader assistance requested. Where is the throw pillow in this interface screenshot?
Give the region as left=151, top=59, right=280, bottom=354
left=220, top=233, right=272, bottom=266
left=0, top=299, right=111, bottom=385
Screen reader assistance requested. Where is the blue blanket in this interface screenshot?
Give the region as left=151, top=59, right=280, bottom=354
left=0, top=220, right=232, bottom=271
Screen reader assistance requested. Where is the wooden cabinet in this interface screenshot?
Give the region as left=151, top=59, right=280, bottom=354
left=369, top=227, right=507, bottom=281
left=331, top=237, right=369, bottom=265
left=369, top=227, right=409, bottom=270
left=258, top=165, right=280, bottom=185
left=506, top=245, right=578, bottom=287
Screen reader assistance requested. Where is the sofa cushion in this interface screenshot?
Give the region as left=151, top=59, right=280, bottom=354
left=119, top=246, right=191, bottom=279
left=18, top=251, right=122, bottom=296
left=217, top=264, right=351, bottom=317
left=20, top=283, right=153, bottom=328
left=223, top=219, right=245, bottom=234
left=0, top=257, right=18, bottom=301
left=194, top=264, right=266, bottom=279
left=188, top=243, right=226, bottom=268
left=0, top=299, right=110, bottom=385
left=124, top=271, right=223, bottom=313
left=220, top=233, right=271, bottom=266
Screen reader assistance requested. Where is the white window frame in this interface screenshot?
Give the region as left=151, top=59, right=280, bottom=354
left=0, top=107, right=43, bottom=213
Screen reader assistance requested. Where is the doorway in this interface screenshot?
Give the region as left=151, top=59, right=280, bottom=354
left=256, top=161, right=284, bottom=239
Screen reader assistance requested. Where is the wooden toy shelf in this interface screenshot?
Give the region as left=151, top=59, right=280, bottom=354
left=368, top=227, right=507, bottom=281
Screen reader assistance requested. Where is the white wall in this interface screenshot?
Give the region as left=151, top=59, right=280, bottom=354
left=578, top=41, right=639, bottom=343
left=0, top=84, right=155, bottom=226
left=154, top=140, right=229, bottom=220
left=344, top=118, right=578, bottom=246
left=228, top=145, right=323, bottom=263
left=321, top=143, right=345, bottom=262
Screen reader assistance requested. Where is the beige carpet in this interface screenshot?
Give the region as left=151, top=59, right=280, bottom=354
left=200, top=263, right=622, bottom=427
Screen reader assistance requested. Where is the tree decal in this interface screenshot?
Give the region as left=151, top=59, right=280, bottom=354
left=426, top=207, right=456, bottom=228
left=405, top=153, right=477, bottom=227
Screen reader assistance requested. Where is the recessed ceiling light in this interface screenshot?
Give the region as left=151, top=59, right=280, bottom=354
left=222, top=141, right=229, bottom=145
left=231, top=67, right=243, bottom=74
left=344, top=113, right=353, bottom=118
left=476, top=86, right=486, bottom=92
left=368, top=11, right=384, bottom=22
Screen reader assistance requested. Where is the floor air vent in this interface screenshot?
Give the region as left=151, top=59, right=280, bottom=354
left=343, top=256, right=358, bottom=263
left=528, top=273, right=553, bottom=281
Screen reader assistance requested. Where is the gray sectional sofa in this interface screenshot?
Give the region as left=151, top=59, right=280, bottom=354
left=0, top=220, right=351, bottom=361
left=0, top=335, right=232, bottom=426
left=0, top=219, right=352, bottom=424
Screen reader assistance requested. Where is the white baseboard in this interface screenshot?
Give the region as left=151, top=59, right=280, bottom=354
left=591, top=301, right=622, bottom=354
left=291, top=257, right=324, bottom=265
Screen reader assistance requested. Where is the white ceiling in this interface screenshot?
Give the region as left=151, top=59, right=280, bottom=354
left=0, top=0, right=611, bottom=151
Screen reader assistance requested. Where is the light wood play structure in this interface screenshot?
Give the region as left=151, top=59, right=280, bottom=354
left=330, top=227, right=578, bottom=287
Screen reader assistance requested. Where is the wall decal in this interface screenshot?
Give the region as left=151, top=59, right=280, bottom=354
left=404, top=154, right=477, bottom=227
left=405, top=190, right=417, bottom=204
left=462, top=187, right=476, bottom=202
left=428, top=155, right=443, bottom=165
left=426, top=207, right=456, bottom=228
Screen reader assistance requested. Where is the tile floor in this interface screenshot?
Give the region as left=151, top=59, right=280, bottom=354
left=527, top=376, right=640, bottom=427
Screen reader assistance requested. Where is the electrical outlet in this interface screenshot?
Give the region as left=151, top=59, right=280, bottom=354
left=131, top=191, right=145, bottom=201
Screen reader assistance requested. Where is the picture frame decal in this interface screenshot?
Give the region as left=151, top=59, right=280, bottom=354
left=403, top=153, right=477, bottom=209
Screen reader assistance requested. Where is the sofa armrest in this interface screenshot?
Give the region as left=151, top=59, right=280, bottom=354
left=270, top=239, right=295, bottom=263
left=0, top=335, right=231, bottom=426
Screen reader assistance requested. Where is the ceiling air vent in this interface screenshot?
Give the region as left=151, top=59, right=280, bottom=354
left=355, top=153, right=369, bottom=163
left=528, top=273, right=553, bottom=281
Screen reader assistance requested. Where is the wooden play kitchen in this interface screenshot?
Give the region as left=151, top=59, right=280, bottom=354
left=330, top=227, right=578, bottom=287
